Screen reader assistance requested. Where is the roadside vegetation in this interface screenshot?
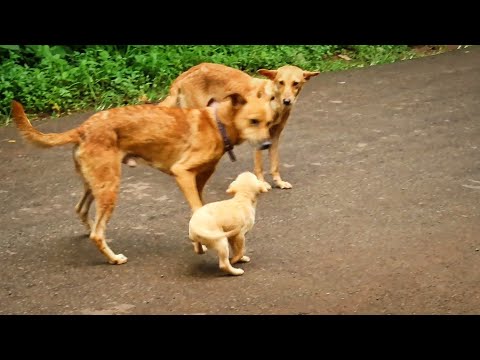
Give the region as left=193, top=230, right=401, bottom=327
left=0, top=45, right=456, bottom=124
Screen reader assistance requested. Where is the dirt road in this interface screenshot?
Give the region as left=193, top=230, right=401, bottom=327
left=1, top=47, right=479, bottom=314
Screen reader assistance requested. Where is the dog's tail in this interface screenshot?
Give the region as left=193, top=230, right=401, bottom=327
left=11, top=101, right=80, bottom=148
left=190, top=226, right=241, bottom=241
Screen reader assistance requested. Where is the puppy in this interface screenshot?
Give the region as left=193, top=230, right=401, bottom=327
left=11, top=94, right=273, bottom=265
left=188, top=172, right=269, bottom=276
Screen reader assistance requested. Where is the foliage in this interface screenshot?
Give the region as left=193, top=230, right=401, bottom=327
left=0, top=45, right=417, bottom=124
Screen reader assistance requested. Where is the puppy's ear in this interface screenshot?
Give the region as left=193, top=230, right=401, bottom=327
left=258, top=69, right=278, bottom=80
left=226, top=181, right=238, bottom=194
left=303, top=71, right=320, bottom=81
left=224, top=93, right=247, bottom=109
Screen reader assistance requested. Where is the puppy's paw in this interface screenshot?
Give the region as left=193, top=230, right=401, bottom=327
left=239, top=255, right=250, bottom=263
left=274, top=180, right=292, bottom=189
left=109, top=254, right=128, bottom=265
left=201, top=244, right=208, bottom=253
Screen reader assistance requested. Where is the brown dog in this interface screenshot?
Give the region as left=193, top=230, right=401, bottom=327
left=160, top=62, right=278, bottom=112
left=188, top=171, right=269, bottom=276
left=156, top=62, right=319, bottom=189
left=11, top=94, right=273, bottom=265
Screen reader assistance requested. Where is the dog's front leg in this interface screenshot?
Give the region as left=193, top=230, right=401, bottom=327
left=254, top=150, right=272, bottom=190
left=269, top=123, right=292, bottom=189
left=172, top=167, right=203, bottom=211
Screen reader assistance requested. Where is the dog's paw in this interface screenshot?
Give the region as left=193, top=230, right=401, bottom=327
left=274, top=180, right=292, bottom=189
left=263, top=181, right=272, bottom=191
left=239, top=255, right=250, bottom=263
left=201, top=244, right=208, bottom=253
left=109, top=254, right=128, bottom=265
left=126, top=158, right=138, bottom=167
left=230, top=268, right=244, bottom=276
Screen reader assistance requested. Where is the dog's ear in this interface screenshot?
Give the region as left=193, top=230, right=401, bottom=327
left=224, top=93, right=247, bottom=109
left=303, top=71, right=320, bottom=81
left=258, top=69, right=278, bottom=80
left=207, top=98, right=216, bottom=107
left=226, top=180, right=238, bottom=195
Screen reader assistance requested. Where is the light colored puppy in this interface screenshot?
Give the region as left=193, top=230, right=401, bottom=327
left=188, top=171, right=269, bottom=276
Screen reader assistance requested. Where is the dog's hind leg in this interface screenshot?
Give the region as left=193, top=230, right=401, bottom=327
left=214, top=237, right=244, bottom=276
left=229, top=233, right=250, bottom=265
left=73, top=149, right=94, bottom=231
left=75, top=183, right=94, bottom=231
left=80, top=148, right=127, bottom=265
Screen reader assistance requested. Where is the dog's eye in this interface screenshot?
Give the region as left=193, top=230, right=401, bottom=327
left=279, top=81, right=284, bottom=86
left=250, top=119, right=260, bottom=126
left=292, top=81, right=299, bottom=87
left=270, top=96, right=275, bottom=101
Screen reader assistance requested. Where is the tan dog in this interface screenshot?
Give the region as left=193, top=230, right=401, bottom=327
left=11, top=95, right=273, bottom=265
left=188, top=171, right=268, bottom=276
left=123, top=62, right=277, bottom=167
left=160, top=63, right=278, bottom=112
left=154, top=63, right=319, bottom=189
left=255, top=66, right=319, bottom=189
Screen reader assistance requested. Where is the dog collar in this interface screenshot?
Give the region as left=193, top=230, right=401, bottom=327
left=213, top=107, right=237, bottom=162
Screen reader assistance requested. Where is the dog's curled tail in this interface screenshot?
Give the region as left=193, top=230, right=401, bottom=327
left=11, top=101, right=80, bottom=148
left=189, top=226, right=241, bottom=241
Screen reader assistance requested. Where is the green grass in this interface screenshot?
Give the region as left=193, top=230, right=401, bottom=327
left=0, top=45, right=420, bottom=124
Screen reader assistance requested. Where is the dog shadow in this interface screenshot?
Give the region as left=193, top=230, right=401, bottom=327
left=185, top=257, right=246, bottom=278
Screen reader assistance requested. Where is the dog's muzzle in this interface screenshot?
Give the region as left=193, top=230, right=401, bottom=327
left=258, top=141, right=272, bottom=150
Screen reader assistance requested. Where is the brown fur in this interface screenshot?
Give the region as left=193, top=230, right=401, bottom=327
left=11, top=95, right=273, bottom=265
left=158, top=63, right=319, bottom=189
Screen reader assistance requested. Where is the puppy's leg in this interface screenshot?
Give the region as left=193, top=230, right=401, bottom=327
left=214, top=237, right=244, bottom=276
left=192, top=241, right=207, bottom=254
left=269, top=124, right=292, bottom=189
left=230, top=233, right=250, bottom=264
left=80, top=149, right=127, bottom=265
left=171, top=167, right=203, bottom=211
left=196, top=168, right=215, bottom=204
left=254, top=150, right=272, bottom=190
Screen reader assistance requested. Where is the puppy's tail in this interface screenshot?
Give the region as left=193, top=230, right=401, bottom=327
left=190, top=226, right=241, bottom=241
left=11, top=101, right=80, bottom=148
